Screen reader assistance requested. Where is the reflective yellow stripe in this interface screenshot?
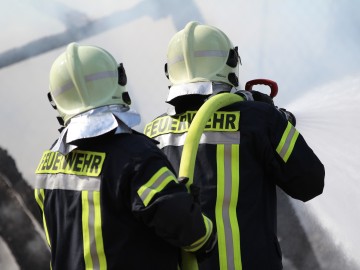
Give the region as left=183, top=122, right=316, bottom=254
left=82, top=191, right=93, bottom=269
left=276, top=122, right=299, bottom=162
left=82, top=191, right=107, bottom=270
left=93, top=191, right=107, bottom=269
left=215, top=144, right=242, bottom=270
left=137, top=167, right=177, bottom=206
left=34, top=188, right=51, bottom=247
left=183, top=215, right=213, bottom=252
left=216, top=145, right=228, bottom=269
left=34, top=188, right=44, bottom=209
left=230, top=145, right=242, bottom=269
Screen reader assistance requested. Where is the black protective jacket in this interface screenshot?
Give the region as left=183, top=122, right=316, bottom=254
left=144, top=100, right=325, bottom=270
left=34, top=131, right=213, bottom=270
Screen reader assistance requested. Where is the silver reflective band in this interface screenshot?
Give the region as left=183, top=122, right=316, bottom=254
left=216, top=144, right=242, bottom=270
left=138, top=169, right=174, bottom=205
left=155, top=132, right=240, bottom=149
left=276, top=122, right=299, bottom=163
left=35, top=174, right=101, bottom=191
left=278, top=125, right=297, bottom=159
left=53, top=70, right=118, bottom=97
left=168, top=50, right=228, bottom=65
left=221, top=145, right=236, bottom=270
left=194, top=50, right=228, bottom=58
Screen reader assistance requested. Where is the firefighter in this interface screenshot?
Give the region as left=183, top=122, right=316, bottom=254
left=34, top=42, right=216, bottom=270
left=144, top=21, right=325, bottom=270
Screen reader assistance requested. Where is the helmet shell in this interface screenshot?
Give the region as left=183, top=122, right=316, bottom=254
left=49, top=43, right=129, bottom=125
left=166, top=21, right=240, bottom=87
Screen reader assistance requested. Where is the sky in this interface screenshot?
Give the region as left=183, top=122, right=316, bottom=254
left=0, top=0, right=360, bottom=268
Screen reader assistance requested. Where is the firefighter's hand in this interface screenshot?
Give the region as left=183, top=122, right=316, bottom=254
left=278, top=108, right=296, bottom=127
left=234, top=90, right=274, bottom=105
left=178, top=178, right=201, bottom=204
left=250, top=90, right=274, bottom=105
left=190, top=184, right=200, bottom=204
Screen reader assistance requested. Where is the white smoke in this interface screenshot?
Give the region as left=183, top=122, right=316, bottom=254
left=0, top=0, right=360, bottom=269
left=287, top=74, right=360, bottom=268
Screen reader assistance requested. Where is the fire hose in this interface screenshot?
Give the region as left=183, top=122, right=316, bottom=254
left=178, top=79, right=279, bottom=269
left=178, top=92, right=244, bottom=270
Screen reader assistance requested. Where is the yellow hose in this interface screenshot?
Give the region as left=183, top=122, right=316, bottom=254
left=179, top=92, right=244, bottom=270
left=179, top=93, right=244, bottom=190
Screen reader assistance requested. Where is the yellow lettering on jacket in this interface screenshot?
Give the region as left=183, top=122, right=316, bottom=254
left=144, top=111, right=240, bottom=138
left=35, top=150, right=106, bottom=177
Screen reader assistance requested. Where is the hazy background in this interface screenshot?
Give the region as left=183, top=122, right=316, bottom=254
left=0, top=0, right=359, bottom=269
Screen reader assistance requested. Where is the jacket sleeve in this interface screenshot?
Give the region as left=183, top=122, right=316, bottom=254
left=268, top=108, right=325, bottom=202
left=129, top=153, right=215, bottom=253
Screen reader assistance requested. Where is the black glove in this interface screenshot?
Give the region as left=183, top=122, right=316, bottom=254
left=189, top=184, right=201, bottom=204
left=177, top=178, right=216, bottom=260
left=278, top=108, right=296, bottom=127
left=250, top=90, right=274, bottom=105
left=234, top=90, right=274, bottom=106
left=178, top=177, right=201, bottom=204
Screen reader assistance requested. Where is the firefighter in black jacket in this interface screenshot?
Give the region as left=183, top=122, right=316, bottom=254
left=34, top=42, right=216, bottom=270
left=144, top=21, right=325, bottom=270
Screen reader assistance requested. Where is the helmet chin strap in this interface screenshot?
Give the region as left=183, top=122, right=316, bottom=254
left=56, top=116, right=65, bottom=128
left=47, top=92, right=57, bottom=109
left=47, top=91, right=65, bottom=129
left=228, top=72, right=239, bottom=87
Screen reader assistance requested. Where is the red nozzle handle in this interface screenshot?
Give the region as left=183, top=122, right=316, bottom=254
left=245, top=79, right=278, bottom=98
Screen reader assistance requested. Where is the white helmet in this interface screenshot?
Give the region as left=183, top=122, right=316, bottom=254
left=48, top=42, right=131, bottom=125
left=165, top=21, right=240, bottom=88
